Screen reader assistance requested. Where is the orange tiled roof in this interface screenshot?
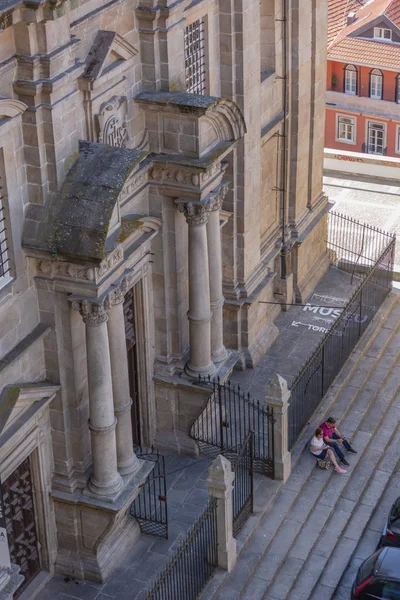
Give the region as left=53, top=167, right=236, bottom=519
left=328, top=0, right=400, bottom=70
left=328, top=0, right=368, bottom=45
left=329, top=35, right=400, bottom=69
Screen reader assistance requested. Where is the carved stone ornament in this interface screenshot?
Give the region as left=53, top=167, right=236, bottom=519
left=73, top=298, right=111, bottom=325
left=208, top=182, right=230, bottom=212
left=36, top=247, right=123, bottom=283
left=108, top=271, right=136, bottom=305
left=96, top=96, right=128, bottom=148
left=178, top=202, right=211, bottom=226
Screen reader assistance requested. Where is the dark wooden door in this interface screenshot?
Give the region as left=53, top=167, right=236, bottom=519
left=123, top=287, right=141, bottom=446
left=2, top=455, right=40, bottom=595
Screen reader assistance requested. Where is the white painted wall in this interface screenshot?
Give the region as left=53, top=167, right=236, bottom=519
left=324, top=148, right=400, bottom=180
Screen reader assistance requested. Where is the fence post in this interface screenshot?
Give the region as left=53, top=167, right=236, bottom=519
left=206, top=455, right=237, bottom=571
left=265, top=374, right=291, bottom=482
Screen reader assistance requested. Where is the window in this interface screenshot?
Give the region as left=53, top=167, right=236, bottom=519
left=184, top=19, right=206, bottom=95
left=374, top=27, right=392, bottom=40
left=381, top=581, right=400, bottom=600
left=336, top=115, right=356, bottom=144
left=397, top=75, right=400, bottom=103
left=370, top=69, right=383, bottom=99
left=344, top=64, right=357, bottom=95
left=367, top=121, right=386, bottom=154
left=0, top=170, right=11, bottom=287
left=397, top=126, right=400, bottom=154
left=260, top=0, right=275, bottom=77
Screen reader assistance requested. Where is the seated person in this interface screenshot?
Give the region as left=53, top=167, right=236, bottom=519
left=320, top=416, right=357, bottom=467
left=310, top=428, right=347, bottom=474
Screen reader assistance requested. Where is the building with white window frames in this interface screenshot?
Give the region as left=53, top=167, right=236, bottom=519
left=326, top=0, right=400, bottom=158
left=0, top=0, right=329, bottom=595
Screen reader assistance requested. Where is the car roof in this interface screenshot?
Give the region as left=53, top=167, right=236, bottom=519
left=376, top=547, right=400, bottom=579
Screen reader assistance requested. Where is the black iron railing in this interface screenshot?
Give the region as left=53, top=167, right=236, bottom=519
left=146, top=498, right=218, bottom=600
left=288, top=231, right=395, bottom=450
left=130, top=447, right=168, bottom=539
left=190, top=377, right=274, bottom=477
left=328, top=211, right=394, bottom=278
left=230, top=431, right=254, bottom=537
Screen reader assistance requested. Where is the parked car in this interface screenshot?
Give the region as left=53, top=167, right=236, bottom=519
left=378, top=496, right=400, bottom=549
left=351, top=547, right=400, bottom=599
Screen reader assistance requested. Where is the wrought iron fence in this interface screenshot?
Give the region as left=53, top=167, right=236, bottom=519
left=230, top=431, right=254, bottom=537
left=328, top=211, right=394, bottom=277
left=288, top=236, right=395, bottom=450
left=130, top=447, right=168, bottom=539
left=190, top=377, right=274, bottom=477
left=146, top=498, right=218, bottom=600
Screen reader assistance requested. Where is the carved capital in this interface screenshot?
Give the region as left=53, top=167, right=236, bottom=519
left=108, top=272, right=132, bottom=305
left=178, top=202, right=210, bottom=226
left=208, top=181, right=230, bottom=212
left=73, top=298, right=111, bottom=325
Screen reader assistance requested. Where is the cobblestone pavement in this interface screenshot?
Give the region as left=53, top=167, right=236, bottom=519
left=39, top=266, right=361, bottom=600
left=323, top=173, right=400, bottom=275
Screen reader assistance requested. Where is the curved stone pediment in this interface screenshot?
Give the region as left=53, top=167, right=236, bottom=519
left=46, top=141, right=148, bottom=262
left=0, top=98, right=28, bottom=119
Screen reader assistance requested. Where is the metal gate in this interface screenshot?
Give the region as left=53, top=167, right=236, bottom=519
left=190, top=377, right=274, bottom=477
left=2, top=455, right=40, bottom=595
left=229, top=431, right=254, bottom=537
left=130, top=447, right=168, bottom=539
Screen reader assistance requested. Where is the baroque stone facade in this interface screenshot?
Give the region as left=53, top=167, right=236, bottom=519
left=0, top=0, right=329, bottom=593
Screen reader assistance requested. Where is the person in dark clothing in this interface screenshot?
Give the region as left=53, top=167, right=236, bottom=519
left=319, top=416, right=357, bottom=467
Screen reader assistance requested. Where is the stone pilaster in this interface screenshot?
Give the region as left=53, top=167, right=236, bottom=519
left=73, top=299, right=123, bottom=498
left=108, top=276, right=140, bottom=476
left=177, top=200, right=214, bottom=378
left=207, top=183, right=229, bottom=364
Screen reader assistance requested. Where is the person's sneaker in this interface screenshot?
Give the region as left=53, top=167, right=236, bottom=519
left=340, top=458, right=350, bottom=466
left=335, top=466, right=347, bottom=474
left=347, top=448, right=357, bottom=454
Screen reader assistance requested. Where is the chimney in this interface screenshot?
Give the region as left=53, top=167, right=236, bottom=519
left=347, top=11, right=356, bottom=25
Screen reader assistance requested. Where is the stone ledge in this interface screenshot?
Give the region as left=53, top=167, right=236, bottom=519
left=0, top=324, right=50, bottom=374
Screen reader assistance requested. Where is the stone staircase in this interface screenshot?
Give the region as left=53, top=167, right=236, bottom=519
left=201, top=291, right=400, bottom=600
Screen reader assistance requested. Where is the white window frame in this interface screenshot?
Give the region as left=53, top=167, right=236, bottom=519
left=366, top=120, right=386, bottom=155
left=373, top=27, right=392, bottom=40
left=336, top=114, right=356, bottom=145
left=397, top=76, right=400, bottom=104
left=396, top=125, right=400, bottom=154
left=344, top=65, right=357, bottom=95
left=370, top=69, right=383, bottom=100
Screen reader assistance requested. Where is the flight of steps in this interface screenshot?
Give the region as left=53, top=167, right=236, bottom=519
left=201, top=291, right=400, bottom=600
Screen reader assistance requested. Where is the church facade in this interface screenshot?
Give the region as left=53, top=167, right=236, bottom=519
left=0, top=0, right=328, bottom=595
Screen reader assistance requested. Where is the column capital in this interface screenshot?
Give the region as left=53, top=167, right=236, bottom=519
left=108, top=270, right=135, bottom=305
left=72, top=298, right=110, bottom=325
left=177, top=200, right=211, bottom=226
left=208, top=181, right=230, bottom=212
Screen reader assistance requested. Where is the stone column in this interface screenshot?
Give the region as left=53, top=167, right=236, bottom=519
left=74, top=299, right=123, bottom=498
left=206, top=454, right=237, bottom=571
left=177, top=200, right=214, bottom=378
left=265, top=374, right=291, bottom=482
left=207, top=185, right=229, bottom=364
left=108, top=281, right=140, bottom=476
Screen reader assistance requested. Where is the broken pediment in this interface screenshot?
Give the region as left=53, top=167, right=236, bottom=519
left=42, top=141, right=148, bottom=263
left=0, top=383, right=60, bottom=437
left=80, top=30, right=139, bottom=84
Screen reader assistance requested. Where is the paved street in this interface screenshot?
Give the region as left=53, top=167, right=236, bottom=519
left=323, top=173, right=400, bottom=275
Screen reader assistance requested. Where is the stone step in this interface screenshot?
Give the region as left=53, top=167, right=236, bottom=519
left=210, top=350, right=400, bottom=600
left=285, top=388, right=400, bottom=600
left=259, top=362, right=400, bottom=600
left=331, top=459, right=400, bottom=600
left=200, top=293, right=400, bottom=600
